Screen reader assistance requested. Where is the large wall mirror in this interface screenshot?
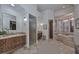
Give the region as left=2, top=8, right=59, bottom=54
left=2, top=13, right=16, bottom=33
left=0, top=13, right=16, bottom=32
left=55, top=13, right=74, bottom=33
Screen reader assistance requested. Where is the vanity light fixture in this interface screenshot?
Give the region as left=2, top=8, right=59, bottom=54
left=10, top=4, right=15, bottom=7
left=62, top=6, right=65, bottom=8
left=40, top=23, right=43, bottom=26
left=70, top=18, right=74, bottom=20
left=63, top=20, right=68, bottom=22
left=24, top=17, right=27, bottom=21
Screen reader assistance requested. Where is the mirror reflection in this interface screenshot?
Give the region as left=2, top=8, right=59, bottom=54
left=0, top=13, right=16, bottom=35
left=2, top=13, right=16, bottom=33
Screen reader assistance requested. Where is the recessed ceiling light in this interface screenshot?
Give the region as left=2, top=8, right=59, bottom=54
left=10, top=4, right=15, bottom=7
left=62, top=6, right=65, bottom=8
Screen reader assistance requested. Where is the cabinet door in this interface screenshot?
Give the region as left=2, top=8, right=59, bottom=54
left=0, top=39, right=5, bottom=53
left=13, top=37, right=18, bottom=48
left=22, top=36, right=26, bottom=45
left=0, top=35, right=26, bottom=53
left=5, top=38, right=14, bottom=51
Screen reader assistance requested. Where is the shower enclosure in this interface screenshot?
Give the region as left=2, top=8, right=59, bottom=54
left=29, top=14, right=37, bottom=45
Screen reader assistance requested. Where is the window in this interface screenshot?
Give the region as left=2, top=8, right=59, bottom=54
left=10, top=21, right=16, bottom=30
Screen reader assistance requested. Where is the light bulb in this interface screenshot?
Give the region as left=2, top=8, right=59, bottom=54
left=62, top=6, right=65, bottom=8
left=70, top=18, right=74, bottom=20
left=24, top=18, right=27, bottom=21
left=40, top=23, right=43, bottom=26
left=63, top=20, right=68, bottom=22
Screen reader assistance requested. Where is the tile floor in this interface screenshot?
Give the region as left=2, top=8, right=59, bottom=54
left=13, top=39, right=75, bottom=54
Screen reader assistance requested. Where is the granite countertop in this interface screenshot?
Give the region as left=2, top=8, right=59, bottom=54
left=0, top=32, right=26, bottom=40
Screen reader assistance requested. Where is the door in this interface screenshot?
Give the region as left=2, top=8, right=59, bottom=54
left=70, top=20, right=74, bottom=32
left=49, top=20, right=53, bottom=39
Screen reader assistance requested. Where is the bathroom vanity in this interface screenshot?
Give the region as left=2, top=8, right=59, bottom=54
left=55, top=32, right=75, bottom=48
left=0, top=6, right=27, bottom=54
left=0, top=33, right=26, bottom=53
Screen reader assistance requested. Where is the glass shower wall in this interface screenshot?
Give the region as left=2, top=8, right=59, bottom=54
left=29, top=14, right=37, bottom=45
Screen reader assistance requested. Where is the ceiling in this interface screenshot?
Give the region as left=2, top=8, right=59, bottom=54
left=1, top=4, right=25, bottom=14
left=37, top=4, right=73, bottom=12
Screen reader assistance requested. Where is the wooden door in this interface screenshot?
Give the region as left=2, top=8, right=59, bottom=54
left=49, top=20, right=53, bottom=39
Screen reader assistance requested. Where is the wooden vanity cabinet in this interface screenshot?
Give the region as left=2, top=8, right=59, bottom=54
left=0, top=35, right=26, bottom=53
left=5, top=38, right=15, bottom=52
left=0, top=39, right=5, bottom=53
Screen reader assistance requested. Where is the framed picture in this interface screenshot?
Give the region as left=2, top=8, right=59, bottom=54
left=75, top=18, right=79, bottom=29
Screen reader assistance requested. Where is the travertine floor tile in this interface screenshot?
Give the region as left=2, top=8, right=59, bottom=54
left=13, top=40, right=75, bottom=54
